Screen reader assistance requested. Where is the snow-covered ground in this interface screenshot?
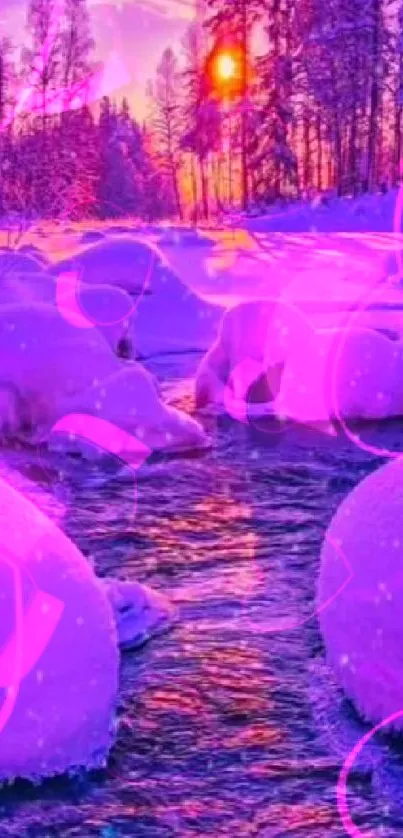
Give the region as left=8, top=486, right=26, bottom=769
left=1, top=190, right=403, bottom=786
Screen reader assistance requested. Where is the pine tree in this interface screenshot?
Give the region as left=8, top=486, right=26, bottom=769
left=152, top=48, right=183, bottom=220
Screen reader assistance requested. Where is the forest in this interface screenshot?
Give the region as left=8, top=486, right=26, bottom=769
left=0, top=0, right=402, bottom=223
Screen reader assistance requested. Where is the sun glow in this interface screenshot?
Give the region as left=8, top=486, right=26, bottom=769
left=215, top=52, right=237, bottom=82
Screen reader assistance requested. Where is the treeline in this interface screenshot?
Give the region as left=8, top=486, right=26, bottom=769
left=0, top=0, right=176, bottom=222
left=150, top=0, right=403, bottom=220
left=1, top=0, right=403, bottom=223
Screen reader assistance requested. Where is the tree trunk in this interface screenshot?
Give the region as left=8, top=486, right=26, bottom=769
left=240, top=0, right=249, bottom=211
left=190, top=154, right=198, bottom=223
left=367, top=0, right=381, bottom=192
left=200, top=154, right=209, bottom=220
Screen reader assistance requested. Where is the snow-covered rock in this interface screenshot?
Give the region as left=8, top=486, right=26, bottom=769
left=318, top=457, right=403, bottom=731
left=0, top=474, right=119, bottom=783
left=195, top=300, right=289, bottom=411
left=130, top=264, right=222, bottom=358
left=103, top=578, right=174, bottom=650
left=0, top=303, right=208, bottom=455
left=274, top=324, right=403, bottom=422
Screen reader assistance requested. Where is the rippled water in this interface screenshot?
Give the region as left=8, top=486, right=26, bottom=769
left=2, top=352, right=403, bottom=837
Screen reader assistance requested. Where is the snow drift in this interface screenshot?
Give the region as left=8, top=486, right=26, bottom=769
left=318, top=457, right=403, bottom=731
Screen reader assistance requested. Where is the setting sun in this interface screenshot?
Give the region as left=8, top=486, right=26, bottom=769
left=215, top=53, right=237, bottom=82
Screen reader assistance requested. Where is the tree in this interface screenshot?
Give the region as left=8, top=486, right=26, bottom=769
left=152, top=48, right=183, bottom=220
left=205, top=0, right=263, bottom=211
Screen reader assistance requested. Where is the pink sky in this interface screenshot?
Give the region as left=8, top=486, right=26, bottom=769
left=2, top=0, right=197, bottom=119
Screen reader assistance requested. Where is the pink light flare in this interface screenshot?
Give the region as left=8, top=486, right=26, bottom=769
left=221, top=296, right=338, bottom=438
left=246, top=534, right=353, bottom=635
left=56, top=272, right=93, bottom=329
left=328, top=278, right=403, bottom=459
left=0, top=2, right=129, bottom=131
left=50, top=413, right=151, bottom=520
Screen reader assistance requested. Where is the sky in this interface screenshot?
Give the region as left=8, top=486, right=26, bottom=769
left=1, top=0, right=198, bottom=119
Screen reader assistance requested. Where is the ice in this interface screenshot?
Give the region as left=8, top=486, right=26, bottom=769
left=318, top=457, right=403, bottom=731
left=0, top=474, right=119, bottom=783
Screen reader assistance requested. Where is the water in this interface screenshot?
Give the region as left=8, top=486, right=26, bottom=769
left=1, top=353, right=403, bottom=837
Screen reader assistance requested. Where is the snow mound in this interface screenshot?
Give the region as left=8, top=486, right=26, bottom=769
left=49, top=236, right=168, bottom=294
left=17, top=245, right=49, bottom=266
left=0, top=475, right=118, bottom=783
left=58, top=363, right=209, bottom=456
left=130, top=264, right=222, bottom=358
left=318, top=457, right=403, bottom=731
left=0, top=275, right=133, bottom=357
left=196, top=298, right=403, bottom=421
left=0, top=252, right=45, bottom=279
left=0, top=303, right=208, bottom=456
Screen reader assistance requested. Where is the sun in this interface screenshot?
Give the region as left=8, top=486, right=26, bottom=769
left=215, top=53, right=237, bottom=82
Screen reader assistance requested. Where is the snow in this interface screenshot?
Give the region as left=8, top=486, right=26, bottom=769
left=195, top=286, right=403, bottom=421
left=57, top=364, right=209, bottom=456
left=49, top=235, right=168, bottom=294
left=318, top=457, right=403, bottom=731
left=228, top=188, right=403, bottom=234
left=103, top=578, right=175, bottom=650
left=0, top=302, right=208, bottom=455
left=0, top=473, right=119, bottom=783
left=129, top=258, right=222, bottom=359
left=79, top=231, right=106, bottom=245
left=0, top=273, right=134, bottom=357
left=0, top=251, right=46, bottom=278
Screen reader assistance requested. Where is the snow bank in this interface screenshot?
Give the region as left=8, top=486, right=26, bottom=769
left=18, top=245, right=49, bottom=266
left=230, top=188, right=403, bottom=234
left=318, top=457, right=403, bottom=731
left=0, top=475, right=118, bottom=783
